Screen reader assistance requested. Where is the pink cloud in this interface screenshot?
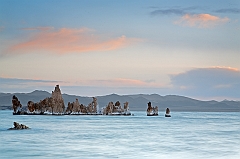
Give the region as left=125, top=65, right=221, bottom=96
left=9, top=27, right=141, bottom=54
left=175, top=14, right=229, bottom=28
left=210, top=66, right=239, bottom=72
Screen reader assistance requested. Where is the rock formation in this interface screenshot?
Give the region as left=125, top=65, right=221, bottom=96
left=153, top=106, right=158, bottom=115
left=65, top=97, right=99, bottom=114
left=72, top=99, right=80, bottom=113
left=27, top=101, right=35, bottom=113
left=165, top=107, right=171, bottom=117
left=8, top=122, right=29, bottom=130
left=146, top=102, right=158, bottom=116
left=123, top=102, right=130, bottom=113
left=91, top=97, right=98, bottom=113
left=40, top=97, right=54, bottom=113
left=102, top=101, right=130, bottom=115
left=12, top=95, right=22, bottom=113
left=26, top=85, right=65, bottom=114
left=66, top=102, right=74, bottom=114
left=51, top=85, right=65, bottom=114
left=12, top=85, right=132, bottom=116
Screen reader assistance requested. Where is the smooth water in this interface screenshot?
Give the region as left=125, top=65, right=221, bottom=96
left=0, top=110, right=239, bottom=159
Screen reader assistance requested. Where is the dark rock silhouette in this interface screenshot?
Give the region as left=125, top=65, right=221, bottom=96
left=165, top=108, right=171, bottom=117
left=12, top=95, right=22, bottom=113
left=8, top=122, right=30, bottom=130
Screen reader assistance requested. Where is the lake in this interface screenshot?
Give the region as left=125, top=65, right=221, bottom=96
left=0, top=110, right=239, bottom=159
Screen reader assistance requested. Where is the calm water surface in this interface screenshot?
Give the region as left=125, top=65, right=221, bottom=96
left=0, top=110, right=239, bottom=159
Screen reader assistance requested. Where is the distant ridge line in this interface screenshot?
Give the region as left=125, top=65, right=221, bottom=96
left=0, top=90, right=239, bottom=112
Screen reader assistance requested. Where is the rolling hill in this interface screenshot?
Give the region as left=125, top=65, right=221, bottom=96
left=0, top=90, right=239, bottom=112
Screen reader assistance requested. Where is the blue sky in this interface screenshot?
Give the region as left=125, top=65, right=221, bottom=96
left=0, top=0, right=240, bottom=101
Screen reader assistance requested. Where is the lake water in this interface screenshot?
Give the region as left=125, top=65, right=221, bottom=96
left=0, top=110, right=239, bottom=159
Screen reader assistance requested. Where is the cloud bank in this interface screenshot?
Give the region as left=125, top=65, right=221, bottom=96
left=170, top=67, right=240, bottom=99
left=150, top=7, right=230, bottom=28
left=1, top=68, right=240, bottom=100
left=8, top=27, right=141, bottom=55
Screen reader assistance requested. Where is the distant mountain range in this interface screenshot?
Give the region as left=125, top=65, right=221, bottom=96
left=0, top=90, right=239, bottom=112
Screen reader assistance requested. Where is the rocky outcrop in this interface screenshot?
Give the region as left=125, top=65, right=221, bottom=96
left=51, top=85, right=65, bottom=114
left=8, top=122, right=29, bottom=130
left=123, top=102, right=130, bottom=113
left=12, top=85, right=131, bottom=116
left=65, top=97, right=99, bottom=114
left=102, top=101, right=131, bottom=115
left=12, top=95, right=22, bottom=113
left=26, top=85, right=65, bottom=114
left=91, top=97, right=98, bottom=113
left=165, top=108, right=171, bottom=117
left=27, top=97, right=53, bottom=114
left=146, top=102, right=158, bottom=116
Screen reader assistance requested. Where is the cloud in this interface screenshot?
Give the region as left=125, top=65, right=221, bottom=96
left=1, top=73, right=239, bottom=100
left=170, top=67, right=240, bottom=99
left=8, top=27, right=141, bottom=55
left=150, top=6, right=199, bottom=16
left=151, top=9, right=185, bottom=16
left=215, top=8, right=240, bottom=14
left=210, top=66, right=239, bottom=72
left=175, top=13, right=229, bottom=28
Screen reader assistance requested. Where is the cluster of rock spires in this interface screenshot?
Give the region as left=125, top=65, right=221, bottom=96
left=146, top=102, right=158, bottom=116
left=13, top=85, right=65, bottom=115
left=28, top=85, right=65, bottom=114
left=146, top=102, right=171, bottom=117
left=12, top=84, right=171, bottom=117
left=65, top=97, right=99, bottom=115
left=12, top=85, right=131, bottom=116
left=102, top=101, right=130, bottom=115
left=8, top=122, right=29, bottom=130
left=145, top=102, right=171, bottom=117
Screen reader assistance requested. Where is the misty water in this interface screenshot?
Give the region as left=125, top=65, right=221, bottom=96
left=0, top=110, right=239, bottom=159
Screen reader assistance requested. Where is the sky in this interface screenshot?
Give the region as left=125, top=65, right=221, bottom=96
left=0, top=0, right=240, bottom=101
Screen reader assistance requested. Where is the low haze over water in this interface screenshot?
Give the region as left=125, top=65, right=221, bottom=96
left=1, top=110, right=239, bottom=159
